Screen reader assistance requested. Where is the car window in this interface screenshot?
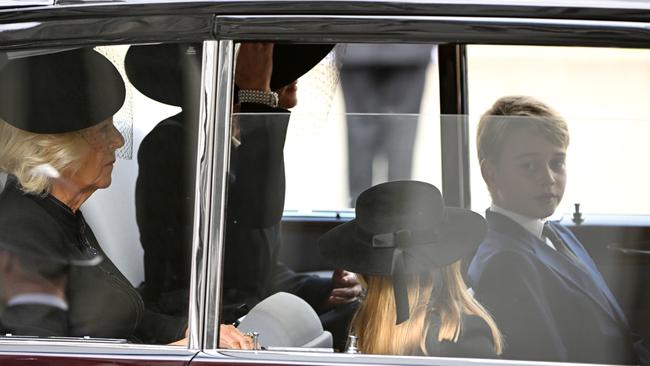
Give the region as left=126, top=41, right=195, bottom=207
left=283, top=43, right=441, bottom=214
left=0, top=43, right=200, bottom=346
left=220, top=42, right=506, bottom=359
left=216, top=40, right=650, bottom=365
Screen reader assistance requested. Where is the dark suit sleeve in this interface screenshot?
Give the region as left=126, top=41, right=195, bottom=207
left=474, top=251, right=567, bottom=362
left=135, top=121, right=191, bottom=309
left=0, top=304, right=67, bottom=337
left=232, top=104, right=289, bottom=228
left=268, top=262, right=333, bottom=311
left=229, top=104, right=333, bottom=310
left=136, top=309, right=187, bottom=344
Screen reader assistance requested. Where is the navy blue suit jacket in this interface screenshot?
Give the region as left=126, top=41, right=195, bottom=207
left=468, top=211, right=647, bottom=364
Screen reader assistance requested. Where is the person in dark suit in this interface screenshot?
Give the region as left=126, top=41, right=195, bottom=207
left=467, top=95, right=649, bottom=364
left=0, top=239, right=68, bottom=336
left=319, top=181, right=502, bottom=357
left=130, top=43, right=362, bottom=334
left=339, top=44, right=432, bottom=205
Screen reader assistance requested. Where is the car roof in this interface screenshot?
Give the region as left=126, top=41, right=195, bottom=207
left=0, top=0, right=52, bottom=7
left=1, top=0, right=649, bottom=49
left=5, top=0, right=650, bottom=20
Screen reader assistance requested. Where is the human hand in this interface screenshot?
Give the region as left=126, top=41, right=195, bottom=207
left=168, top=337, right=188, bottom=346
left=167, top=327, right=190, bottom=346
left=324, top=269, right=363, bottom=308
left=235, top=43, right=273, bottom=91
left=218, top=324, right=254, bottom=349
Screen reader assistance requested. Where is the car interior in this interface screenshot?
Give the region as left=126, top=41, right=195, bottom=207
left=0, top=4, right=649, bottom=363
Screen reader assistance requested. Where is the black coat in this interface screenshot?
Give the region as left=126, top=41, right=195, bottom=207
left=135, top=104, right=331, bottom=322
left=0, top=180, right=186, bottom=343
left=425, top=314, right=497, bottom=358
left=468, top=211, right=648, bottom=364
left=135, top=113, right=193, bottom=315
left=0, top=304, right=67, bottom=336
left=221, top=103, right=331, bottom=323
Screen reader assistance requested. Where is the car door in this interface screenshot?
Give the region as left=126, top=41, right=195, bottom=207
left=195, top=2, right=650, bottom=366
left=0, top=1, right=217, bottom=364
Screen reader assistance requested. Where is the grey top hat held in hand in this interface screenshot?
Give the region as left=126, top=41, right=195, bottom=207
left=318, top=180, right=486, bottom=324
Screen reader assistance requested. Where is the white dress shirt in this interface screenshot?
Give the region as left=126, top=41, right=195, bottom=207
left=490, top=204, right=556, bottom=251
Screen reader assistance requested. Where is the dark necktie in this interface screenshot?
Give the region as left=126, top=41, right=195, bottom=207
left=542, top=223, right=581, bottom=266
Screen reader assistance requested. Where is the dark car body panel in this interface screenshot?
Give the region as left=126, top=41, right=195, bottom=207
left=0, top=1, right=648, bottom=365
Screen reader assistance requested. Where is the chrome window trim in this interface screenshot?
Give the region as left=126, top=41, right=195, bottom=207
left=202, top=39, right=234, bottom=350
left=205, top=349, right=562, bottom=366
left=0, top=340, right=196, bottom=357
left=189, top=39, right=219, bottom=351
left=215, top=15, right=650, bottom=47
left=0, top=14, right=213, bottom=49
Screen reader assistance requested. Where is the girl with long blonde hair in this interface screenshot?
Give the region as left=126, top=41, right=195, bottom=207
left=319, top=181, right=502, bottom=357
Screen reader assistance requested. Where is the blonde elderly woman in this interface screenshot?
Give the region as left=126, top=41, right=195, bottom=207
left=0, top=48, right=251, bottom=348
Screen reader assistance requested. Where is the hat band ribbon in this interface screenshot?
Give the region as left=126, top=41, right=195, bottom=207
left=354, top=226, right=440, bottom=325
left=353, top=226, right=440, bottom=248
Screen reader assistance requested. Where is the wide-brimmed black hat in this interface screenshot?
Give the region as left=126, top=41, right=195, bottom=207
left=0, top=48, right=125, bottom=134
left=124, top=43, right=334, bottom=106
left=318, top=180, right=486, bottom=324
left=270, top=44, right=334, bottom=91
left=125, top=43, right=202, bottom=107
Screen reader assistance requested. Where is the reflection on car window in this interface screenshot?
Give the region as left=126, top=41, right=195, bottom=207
left=222, top=42, right=650, bottom=365
left=468, top=45, right=650, bottom=215
left=0, top=44, right=198, bottom=345
left=283, top=43, right=441, bottom=213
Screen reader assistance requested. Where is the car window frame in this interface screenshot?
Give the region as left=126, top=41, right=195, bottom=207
left=207, top=11, right=650, bottom=364
left=0, top=9, right=218, bottom=360
left=1, top=1, right=649, bottom=363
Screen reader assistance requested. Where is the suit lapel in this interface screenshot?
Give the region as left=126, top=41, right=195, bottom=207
left=552, top=223, right=629, bottom=327
left=487, top=212, right=625, bottom=327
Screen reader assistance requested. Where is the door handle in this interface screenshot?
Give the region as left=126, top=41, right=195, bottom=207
left=607, top=243, right=650, bottom=256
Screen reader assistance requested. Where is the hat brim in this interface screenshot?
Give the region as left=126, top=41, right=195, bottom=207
left=0, top=48, right=125, bottom=134
left=125, top=43, right=334, bottom=105
left=270, top=44, right=334, bottom=91
left=125, top=43, right=201, bottom=107
left=318, top=208, right=486, bottom=275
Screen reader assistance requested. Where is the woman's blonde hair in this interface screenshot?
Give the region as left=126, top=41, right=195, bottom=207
left=350, top=261, right=503, bottom=356
left=0, top=119, right=86, bottom=195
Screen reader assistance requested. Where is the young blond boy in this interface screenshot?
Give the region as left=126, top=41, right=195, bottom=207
left=467, top=96, right=647, bottom=364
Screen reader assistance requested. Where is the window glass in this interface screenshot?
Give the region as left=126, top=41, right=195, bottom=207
left=0, top=43, right=199, bottom=345
left=468, top=45, right=650, bottom=215
left=223, top=42, right=506, bottom=359
left=225, top=114, right=650, bottom=363
left=222, top=42, right=649, bottom=364
left=283, top=43, right=441, bottom=213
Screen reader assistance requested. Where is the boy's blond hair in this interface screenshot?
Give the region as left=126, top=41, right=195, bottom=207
left=477, top=96, right=569, bottom=163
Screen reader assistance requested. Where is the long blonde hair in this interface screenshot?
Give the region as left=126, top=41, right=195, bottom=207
left=0, top=119, right=86, bottom=195
left=350, top=261, right=502, bottom=356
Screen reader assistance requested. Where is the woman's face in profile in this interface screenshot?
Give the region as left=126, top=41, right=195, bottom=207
left=67, top=118, right=124, bottom=192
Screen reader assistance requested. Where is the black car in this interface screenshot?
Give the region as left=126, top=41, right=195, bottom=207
left=0, top=1, right=648, bottom=365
